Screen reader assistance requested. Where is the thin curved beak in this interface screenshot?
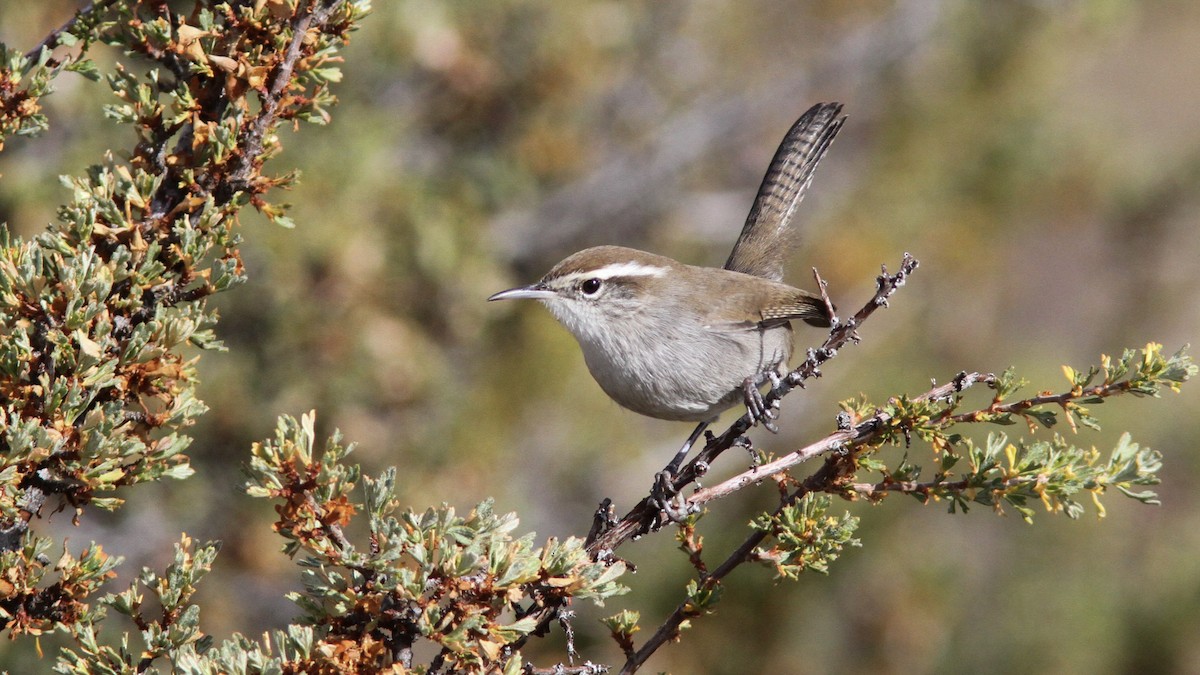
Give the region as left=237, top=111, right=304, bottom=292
left=487, top=283, right=556, bottom=302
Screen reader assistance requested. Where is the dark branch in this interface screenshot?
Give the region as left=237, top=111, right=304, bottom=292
left=218, top=0, right=342, bottom=202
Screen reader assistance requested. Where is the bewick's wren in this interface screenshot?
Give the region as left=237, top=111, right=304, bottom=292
left=490, top=102, right=845, bottom=436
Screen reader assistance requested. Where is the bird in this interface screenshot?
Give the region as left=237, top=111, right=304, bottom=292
left=489, top=102, right=845, bottom=460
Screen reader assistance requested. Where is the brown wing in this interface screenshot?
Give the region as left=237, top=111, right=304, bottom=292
left=701, top=275, right=833, bottom=333
left=759, top=290, right=831, bottom=328
left=724, top=103, right=846, bottom=282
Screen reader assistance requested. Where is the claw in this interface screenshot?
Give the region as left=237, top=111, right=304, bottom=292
left=764, top=398, right=780, bottom=420
left=742, top=377, right=764, bottom=418
left=652, top=470, right=675, bottom=500
left=649, top=471, right=690, bottom=526
left=742, top=375, right=780, bottom=433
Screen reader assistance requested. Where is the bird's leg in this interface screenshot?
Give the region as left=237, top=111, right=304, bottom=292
left=742, top=376, right=780, bottom=433
left=650, top=421, right=709, bottom=525
left=663, top=421, right=708, bottom=477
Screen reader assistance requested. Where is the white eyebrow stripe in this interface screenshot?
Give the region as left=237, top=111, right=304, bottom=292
left=563, top=262, right=668, bottom=282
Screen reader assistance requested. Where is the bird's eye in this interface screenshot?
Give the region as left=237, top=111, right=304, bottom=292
left=580, top=278, right=602, bottom=296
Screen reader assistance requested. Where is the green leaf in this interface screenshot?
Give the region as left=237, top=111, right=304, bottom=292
left=65, top=58, right=101, bottom=81
left=1025, top=409, right=1057, bottom=428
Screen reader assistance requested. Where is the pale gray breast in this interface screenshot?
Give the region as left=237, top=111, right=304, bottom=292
left=578, top=307, right=790, bottom=421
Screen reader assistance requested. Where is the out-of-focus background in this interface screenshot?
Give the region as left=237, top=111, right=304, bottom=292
left=2, top=1, right=1198, bottom=672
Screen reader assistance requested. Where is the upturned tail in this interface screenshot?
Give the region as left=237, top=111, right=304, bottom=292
left=724, top=102, right=846, bottom=282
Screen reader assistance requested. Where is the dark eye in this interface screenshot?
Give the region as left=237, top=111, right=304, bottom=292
left=580, top=278, right=602, bottom=296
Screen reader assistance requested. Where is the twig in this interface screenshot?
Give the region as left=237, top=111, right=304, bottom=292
left=525, top=663, right=610, bottom=675
left=953, top=379, right=1136, bottom=424
left=812, top=266, right=837, bottom=321
left=618, top=459, right=844, bottom=674
left=851, top=477, right=958, bottom=495
left=219, top=0, right=342, bottom=200
left=23, top=0, right=119, bottom=63
left=687, top=368, right=987, bottom=508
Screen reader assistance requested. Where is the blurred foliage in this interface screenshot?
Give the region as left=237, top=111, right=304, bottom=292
left=1, top=0, right=1198, bottom=673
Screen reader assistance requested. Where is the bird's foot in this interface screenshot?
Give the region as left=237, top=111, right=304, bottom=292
left=649, top=471, right=693, bottom=527
left=742, top=376, right=781, bottom=433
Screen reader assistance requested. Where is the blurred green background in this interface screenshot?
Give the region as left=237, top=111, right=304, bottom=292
left=2, top=1, right=1198, bottom=672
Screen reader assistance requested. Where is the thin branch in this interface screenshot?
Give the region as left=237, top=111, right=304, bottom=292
left=954, top=378, right=1136, bottom=424
left=619, top=459, right=844, bottom=674
left=23, top=0, right=119, bottom=63
left=218, top=0, right=342, bottom=200
left=687, top=368, right=988, bottom=508
left=812, top=266, right=837, bottom=320
left=526, top=664, right=610, bottom=675
left=849, top=478, right=966, bottom=496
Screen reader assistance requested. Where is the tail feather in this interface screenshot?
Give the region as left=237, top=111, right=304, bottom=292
left=724, top=103, right=846, bottom=282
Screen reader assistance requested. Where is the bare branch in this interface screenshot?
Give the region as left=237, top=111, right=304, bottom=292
left=526, top=664, right=611, bottom=675
left=688, top=367, right=986, bottom=508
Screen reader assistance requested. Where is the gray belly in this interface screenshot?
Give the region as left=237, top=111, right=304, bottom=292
left=580, top=323, right=792, bottom=422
